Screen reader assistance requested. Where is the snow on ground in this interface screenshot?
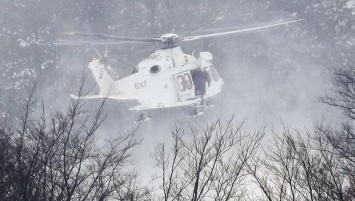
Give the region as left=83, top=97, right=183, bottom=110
left=347, top=0, right=355, bottom=9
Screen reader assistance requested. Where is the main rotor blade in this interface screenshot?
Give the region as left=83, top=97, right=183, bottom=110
left=182, top=18, right=304, bottom=41
left=52, top=39, right=139, bottom=46
left=62, top=32, right=161, bottom=43
left=187, top=14, right=225, bottom=34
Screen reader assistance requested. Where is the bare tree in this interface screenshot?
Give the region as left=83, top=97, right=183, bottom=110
left=314, top=123, right=355, bottom=201
left=247, top=124, right=354, bottom=201
left=0, top=84, right=146, bottom=201
left=320, top=68, right=355, bottom=120
left=245, top=68, right=355, bottom=201
left=151, top=116, right=264, bottom=201
left=247, top=128, right=305, bottom=201
left=318, top=67, right=355, bottom=200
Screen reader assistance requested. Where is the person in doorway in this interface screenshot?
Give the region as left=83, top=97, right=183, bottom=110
left=203, top=68, right=212, bottom=87
left=193, top=68, right=210, bottom=105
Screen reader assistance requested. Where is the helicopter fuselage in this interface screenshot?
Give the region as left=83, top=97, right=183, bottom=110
left=88, top=46, right=223, bottom=111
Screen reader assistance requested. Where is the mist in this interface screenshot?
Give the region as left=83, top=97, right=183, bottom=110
left=1, top=0, right=354, bottom=196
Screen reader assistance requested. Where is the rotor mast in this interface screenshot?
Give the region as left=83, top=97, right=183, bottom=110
left=159, top=33, right=182, bottom=48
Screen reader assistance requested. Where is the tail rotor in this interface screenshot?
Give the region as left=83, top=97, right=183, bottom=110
left=88, top=44, right=119, bottom=96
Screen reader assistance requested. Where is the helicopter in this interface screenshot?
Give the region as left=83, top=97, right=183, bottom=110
left=56, top=18, right=304, bottom=122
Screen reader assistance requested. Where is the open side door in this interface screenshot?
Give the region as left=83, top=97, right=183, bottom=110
left=175, top=71, right=195, bottom=101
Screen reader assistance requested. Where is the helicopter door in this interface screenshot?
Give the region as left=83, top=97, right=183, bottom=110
left=175, top=71, right=195, bottom=101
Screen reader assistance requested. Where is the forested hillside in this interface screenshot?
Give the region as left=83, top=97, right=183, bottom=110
left=0, top=0, right=354, bottom=200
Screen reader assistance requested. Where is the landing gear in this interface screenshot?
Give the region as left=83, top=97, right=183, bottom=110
left=135, top=111, right=152, bottom=123
left=187, top=106, right=204, bottom=117
left=187, top=99, right=214, bottom=118
left=204, top=100, right=214, bottom=108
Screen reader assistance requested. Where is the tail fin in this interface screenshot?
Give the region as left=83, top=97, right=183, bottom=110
left=88, top=58, right=118, bottom=96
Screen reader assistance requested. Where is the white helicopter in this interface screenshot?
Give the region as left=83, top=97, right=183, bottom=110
left=57, top=18, right=303, bottom=121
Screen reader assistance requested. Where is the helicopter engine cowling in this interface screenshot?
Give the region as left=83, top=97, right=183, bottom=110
left=198, top=52, right=213, bottom=67
left=199, top=52, right=213, bottom=61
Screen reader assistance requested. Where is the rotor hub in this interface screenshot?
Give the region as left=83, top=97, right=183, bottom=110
left=160, top=33, right=181, bottom=47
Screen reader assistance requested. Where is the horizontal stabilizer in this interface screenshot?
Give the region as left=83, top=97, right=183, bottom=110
left=70, top=94, right=105, bottom=100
